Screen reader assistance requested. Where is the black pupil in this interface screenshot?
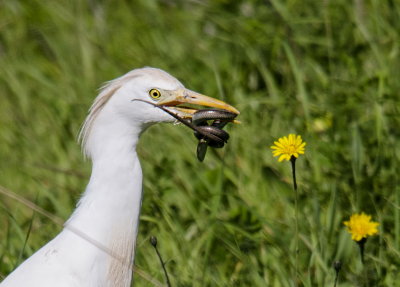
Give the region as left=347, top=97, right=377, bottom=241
left=153, top=91, right=158, bottom=97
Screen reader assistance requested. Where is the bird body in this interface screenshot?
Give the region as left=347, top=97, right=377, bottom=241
left=1, top=68, right=238, bottom=287
left=2, top=148, right=142, bottom=287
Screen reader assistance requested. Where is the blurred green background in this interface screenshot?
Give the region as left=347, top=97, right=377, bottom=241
left=0, top=0, right=399, bottom=286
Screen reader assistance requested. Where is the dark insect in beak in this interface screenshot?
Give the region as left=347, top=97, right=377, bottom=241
left=131, top=99, right=237, bottom=161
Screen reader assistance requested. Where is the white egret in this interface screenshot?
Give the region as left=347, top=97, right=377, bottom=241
left=1, top=67, right=239, bottom=287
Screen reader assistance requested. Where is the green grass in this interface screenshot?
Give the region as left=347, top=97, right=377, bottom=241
left=1, top=0, right=399, bottom=286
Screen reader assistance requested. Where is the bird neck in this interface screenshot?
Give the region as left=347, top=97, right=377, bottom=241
left=65, top=120, right=144, bottom=284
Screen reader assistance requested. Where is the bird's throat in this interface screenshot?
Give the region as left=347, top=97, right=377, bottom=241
left=65, top=127, right=143, bottom=286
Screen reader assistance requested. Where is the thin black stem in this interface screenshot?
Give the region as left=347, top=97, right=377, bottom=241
left=333, top=272, right=339, bottom=287
left=155, top=247, right=172, bottom=287
left=150, top=236, right=172, bottom=287
left=290, top=156, right=299, bottom=286
left=291, top=156, right=297, bottom=191
left=358, top=238, right=366, bottom=264
left=333, top=260, right=342, bottom=287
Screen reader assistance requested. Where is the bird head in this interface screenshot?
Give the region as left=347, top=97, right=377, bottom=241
left=79, top=67, right=239, bottom=158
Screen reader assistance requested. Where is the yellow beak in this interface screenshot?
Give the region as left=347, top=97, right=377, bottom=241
left=156, top=88, right=240, bottom=115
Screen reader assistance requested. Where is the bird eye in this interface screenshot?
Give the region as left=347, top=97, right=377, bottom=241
left=149, top=89, right=161, bottom=99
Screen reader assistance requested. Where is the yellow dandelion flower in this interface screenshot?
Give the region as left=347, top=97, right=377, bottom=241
left=270, top=134, right=306, bottom=162
left=343, top=213, right=379, bottom=242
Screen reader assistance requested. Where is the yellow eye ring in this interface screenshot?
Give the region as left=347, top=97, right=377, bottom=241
left=149, top=89, right=161, bottom=99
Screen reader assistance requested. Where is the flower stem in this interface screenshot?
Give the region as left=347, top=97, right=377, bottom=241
left=357, top=237, right=366, bottom=264
left=290, top=156, right=299, bottom=286
left=333, top=260, right=342, bottom=287
left=291, top=156, right=298, bottom=191
left=358, top=238, right=369, bottom=287
left=150, top=236, right=172, bottom=287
